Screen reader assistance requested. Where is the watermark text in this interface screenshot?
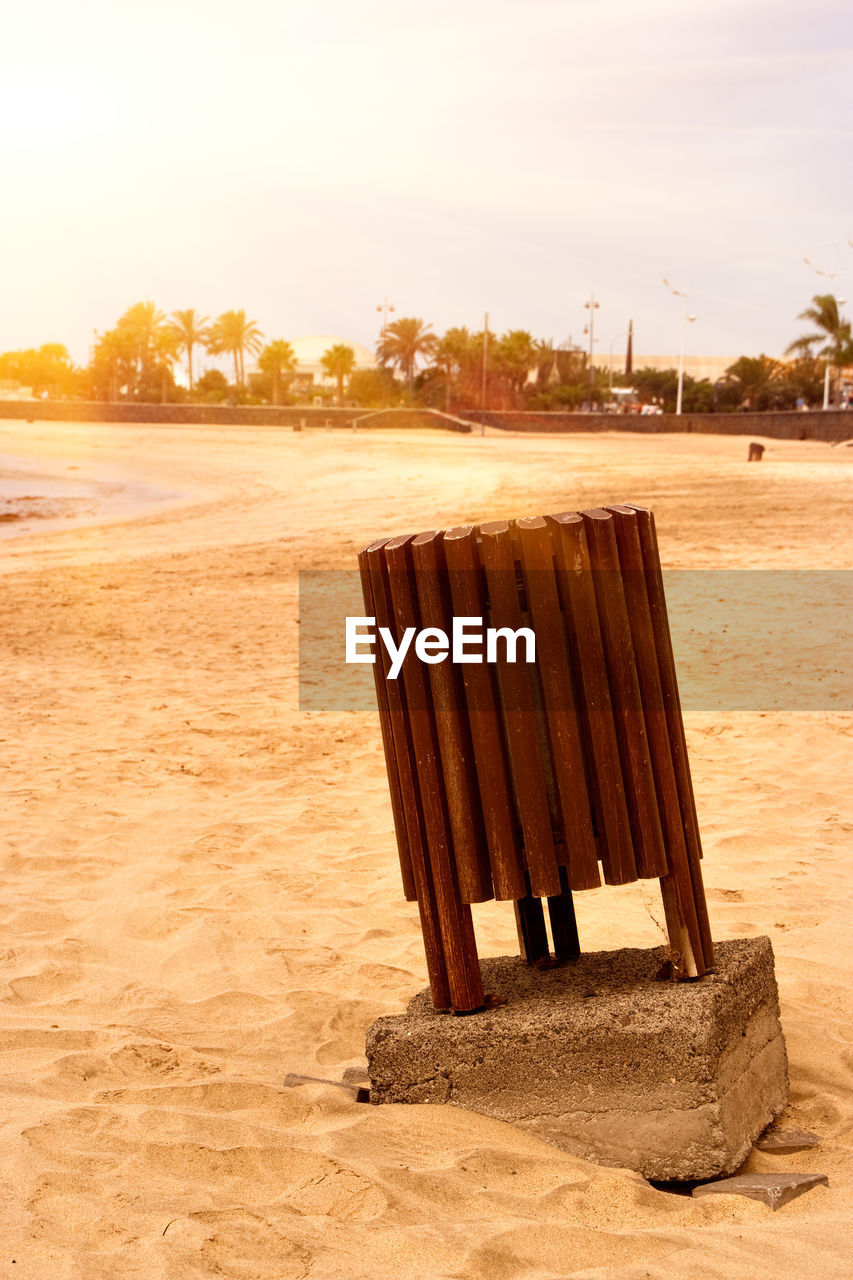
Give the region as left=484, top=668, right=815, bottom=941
left=345, top=615, right=535, bottom=678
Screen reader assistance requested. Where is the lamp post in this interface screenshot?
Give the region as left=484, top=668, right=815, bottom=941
left=663, top=278, right=696, bottom=415
left=822, top=296, right=846, bottom=410
left=376, top=297, right=395, bottom=356
left=584, top=294, right=599, bottom=405
left=480, top=312, right=489, bottom=436
left=801, top=248, right=848, bottom=409
left=376, top=298, right=394, bottom=407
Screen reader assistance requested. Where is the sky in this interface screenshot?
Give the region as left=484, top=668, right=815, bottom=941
left=2, top=0, right=852, bottom=366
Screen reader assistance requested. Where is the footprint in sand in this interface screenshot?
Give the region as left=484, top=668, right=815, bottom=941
left=27, top=1170, right=148, bottom=1253
left=26, top=1101, right=387, bottom=1220
left=8, top=967, right=84, bottom=1002
left=161, top=1211, right=309, bottom=1280
left=0, top=1027, right=97, bottom=1051
left=467, top=1221, right=678, bottom=1278
left=96, top=1080, right=310, bottom=1123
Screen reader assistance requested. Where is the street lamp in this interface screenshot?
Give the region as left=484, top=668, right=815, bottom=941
left=376, top=298, right=395, bottom=355
left=376, top=298, right=395, bottom=407
left=481, top=312, right=490, bottom=435
left=801, top=248, right=849, bottom=409
left=663, top=278, right=696, bottom=415
left=584, top=294, right=599, bottom=404
left=822, top=295, right=847, bottom=410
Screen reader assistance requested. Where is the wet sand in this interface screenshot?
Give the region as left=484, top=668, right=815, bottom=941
left=0, top=450, right=184, bottom=540
left=0, top=419, right=850, bottom=1278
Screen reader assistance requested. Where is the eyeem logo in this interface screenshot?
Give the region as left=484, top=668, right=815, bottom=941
left=346, top=616, right=536, bottom=679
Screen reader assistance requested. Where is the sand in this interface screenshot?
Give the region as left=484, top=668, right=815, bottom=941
left=0, top=420, right=850, bottom=1278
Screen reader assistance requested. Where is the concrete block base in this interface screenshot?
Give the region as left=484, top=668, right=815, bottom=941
left=366, top=937, right=788, bottom=1181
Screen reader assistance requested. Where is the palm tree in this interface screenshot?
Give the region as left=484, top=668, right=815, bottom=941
left=494, top=330, right=538, bottom=397
left=434, top=326, right=475, bottom=409
left=786, top=293, right=853, bottom=404
left=257, top=340, right=297, bottom=405
left=377, top=317, right=436, bottom=393
left=721, top=354, right=782, bottom=411
left=154, top=327, right=181, bottom=403
left=533, top=338, right=557, bottom=387
left=170, top=309, right=208, bottom=391
left=320, top=343, right=356, bottom=403
left=115, top=300, right=167, bottom=395
left=91, top=328, right=134, bottom=401
left=207, top=309, right=264, bottom=385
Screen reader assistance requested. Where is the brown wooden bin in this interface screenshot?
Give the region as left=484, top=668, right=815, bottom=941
left=358, top=505, right=713, bottom=1013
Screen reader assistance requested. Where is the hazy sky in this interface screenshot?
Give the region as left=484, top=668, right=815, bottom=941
left=3, top=0, right=852, bottom=365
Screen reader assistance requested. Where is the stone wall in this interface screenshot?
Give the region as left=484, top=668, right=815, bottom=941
left=1, top=400, right=849, bottom=442
left=0, top=402, right=359, bottom=427
left=0, top=402, right=473, bottom=433
left=463, top=408, right=853, bottom=443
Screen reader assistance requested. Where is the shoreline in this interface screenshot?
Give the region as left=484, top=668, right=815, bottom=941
left=0, top=451, right=184, bottom=541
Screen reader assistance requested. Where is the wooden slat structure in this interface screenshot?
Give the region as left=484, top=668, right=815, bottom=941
left=358, top=506, right=714, bottom=1013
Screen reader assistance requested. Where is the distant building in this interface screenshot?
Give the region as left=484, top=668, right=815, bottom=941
left=0, top=379, right=33, bottom=401
left=594, top=354, right=737, bottom=383
left=281, top=334, right=376, bottom=395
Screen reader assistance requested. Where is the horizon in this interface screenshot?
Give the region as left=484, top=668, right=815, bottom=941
left=3, top=1, right=852, bottom=366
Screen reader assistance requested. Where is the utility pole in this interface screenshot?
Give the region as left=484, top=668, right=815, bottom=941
left=480, top=312, right=489, bottom=436
left=584, top=294, right=599, bottom=405
left=376, top=297, right=395, bottom=408
left=663, top=278, right=696, bottom=415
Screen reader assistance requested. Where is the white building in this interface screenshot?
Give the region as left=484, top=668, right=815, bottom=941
left=594, top=354, right=738, bottom=383
left=0, top=380, right=33, bottom=401
left=285, top=334, right=376, bottom=392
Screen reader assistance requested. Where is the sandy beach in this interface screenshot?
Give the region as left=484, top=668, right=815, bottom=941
left=0, top=419, right=850, bottom=1279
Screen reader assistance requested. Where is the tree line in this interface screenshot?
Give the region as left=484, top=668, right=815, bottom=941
left=1, top=293, right=850, bottom=413
left=0, top=302, right=358, bottom=408
left=374, top=297, right=852, bottom=413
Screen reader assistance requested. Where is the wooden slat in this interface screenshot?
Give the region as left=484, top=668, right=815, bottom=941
left=410, top=530, right=493, bottom=903
left=625, top=504, right=715, bottom=967
left=546, top=511, right=637, bottom=884
left=625, top=505, right=706, bottom=859
left=384, top=534, right=485, bottom=1012
left=443, top=526, right=526, bottom=901
left=548, top=866, right=581, bottom=961
left=357, top=542, right=416, bottom=901
left=364, top=538, right=452, bottom=1010
left=581, top=509, right=668, bottom=879
left=478, top=520, right=562, bottom=898
left=607, top=507, right=706, bottom=975
left=516, top=516, right=600, bottom=890
left=514, top=891, right=550, bottom=964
